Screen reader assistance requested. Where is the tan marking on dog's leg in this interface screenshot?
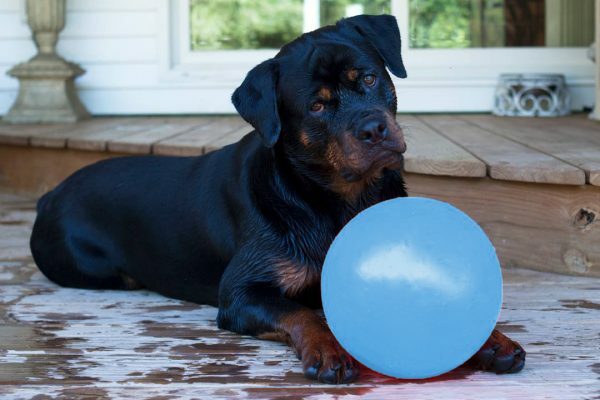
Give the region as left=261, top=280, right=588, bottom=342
left=276, top=259, right=319, bottom=297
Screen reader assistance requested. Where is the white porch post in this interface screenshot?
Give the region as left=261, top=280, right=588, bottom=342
left=592, top=0, right=600, bottom=120
left=303, top=0, right=320, bottom=33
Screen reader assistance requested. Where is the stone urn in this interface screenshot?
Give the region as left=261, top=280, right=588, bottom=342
left=4, top=0, right=90, bottom=123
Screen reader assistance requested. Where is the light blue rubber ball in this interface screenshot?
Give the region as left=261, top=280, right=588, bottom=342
left=321, top=197, right=502, bottom=379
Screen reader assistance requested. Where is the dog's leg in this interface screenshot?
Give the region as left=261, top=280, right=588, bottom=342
left=465, top=329, right=526, bottom=373
left=217, top=259, right=359, bottom=384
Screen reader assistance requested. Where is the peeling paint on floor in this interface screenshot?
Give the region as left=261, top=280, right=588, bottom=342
left=0, top=192, right=599, bottom=399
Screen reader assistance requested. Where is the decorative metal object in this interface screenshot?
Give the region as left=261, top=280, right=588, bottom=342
left=4, top=0, right=89, bottom=123
left=493, top=74, right=570, bottom=117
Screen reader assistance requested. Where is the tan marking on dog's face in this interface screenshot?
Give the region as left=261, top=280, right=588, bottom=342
left=325, top=140, right=345, bottom=172
left=321, top=112, right=405, bottom=202
left=346, top=68, right=359, bottom=81
left=299, top=131, right=311, bottom=147
left=276, top=259, right=320, bottom=298
left=329, top=170, right=384, bottom=202
left=318, top=87, right=333, bottom=101
left=325, top=139, right=379, bottom=202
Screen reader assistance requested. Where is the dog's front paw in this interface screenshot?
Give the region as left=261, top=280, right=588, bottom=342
left=467, top=329, right=526, bottom=373
left=299, top=334, right=360, bottom=384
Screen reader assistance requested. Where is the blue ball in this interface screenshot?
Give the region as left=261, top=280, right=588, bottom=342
left=321, top=197, right=502, bottom=379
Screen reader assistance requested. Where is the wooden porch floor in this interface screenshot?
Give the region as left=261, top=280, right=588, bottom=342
left=0, top=191, right=599, bottom=399
left=1, top=113, right=599, bottom=278
left=0, top=113, right=599, bottom=186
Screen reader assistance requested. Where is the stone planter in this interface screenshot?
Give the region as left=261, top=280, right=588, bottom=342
left=3, top=0, right=90, bottom=123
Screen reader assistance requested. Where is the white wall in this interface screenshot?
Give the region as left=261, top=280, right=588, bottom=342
left=0, top=0, right=165, bottom=115
left=0, top=0, right=596, bottom=115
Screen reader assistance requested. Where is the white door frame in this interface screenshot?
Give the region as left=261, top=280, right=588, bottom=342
left=157, top=0, right=596, bottom=113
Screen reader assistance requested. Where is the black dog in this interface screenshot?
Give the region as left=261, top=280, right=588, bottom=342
left=30, top=15, right=524, bottom=384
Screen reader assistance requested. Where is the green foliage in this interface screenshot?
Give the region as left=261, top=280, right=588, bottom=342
left=320, top=0, right=390, bottom=26
left=190, top=0, right=390, bottom=50
left=409, top=0, right=504, bottom=48
left=190, top=0, right=303, bottom=50
left=410, top=0, right=470, bottom=48
left=189, top=0, right=509, bottom=50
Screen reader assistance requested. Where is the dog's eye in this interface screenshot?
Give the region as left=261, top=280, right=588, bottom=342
left=310, top=102, right=325, bottom=113
left=363, top=74, right=377, bottom=86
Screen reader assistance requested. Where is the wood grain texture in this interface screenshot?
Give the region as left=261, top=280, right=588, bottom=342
left=67, top=118, right=171, bottom=152
left=203, top=124, right=253, bottom=153
left=399, top=115, right=486, bottom=177
left=0, top=146, right=121, bottom=195
left=419, top=115, right=586, bottom=185
left=29, top=118, right=134, bottom=149
left=152, top=117, right=246, bottom=156
left=0, top=123, right=70, bottom=146
left=541, top=117, right=600, bottom=152
left=0, top=192, right=599, bottom=399
left=1, top=114, right=596, bottom=187
left=107, top=119, right=207, bottom=154
left=463, top=115, right=600, bottom=186
left=406, top=173, right=600, bottom=277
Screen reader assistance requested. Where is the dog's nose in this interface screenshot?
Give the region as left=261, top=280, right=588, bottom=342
left=355, top=119, right=388, bottom=145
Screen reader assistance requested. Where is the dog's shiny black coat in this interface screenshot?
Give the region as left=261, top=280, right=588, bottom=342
left=31, top=14, right=407, bottom=311
left=30, top=15, right=525, bottom=383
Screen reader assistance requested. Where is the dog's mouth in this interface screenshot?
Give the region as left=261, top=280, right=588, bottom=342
left=340, top=150, right=404, bottom=182
left=324, top=113, right=407, bottom=183
left=338, top=122, right=407, bottom=182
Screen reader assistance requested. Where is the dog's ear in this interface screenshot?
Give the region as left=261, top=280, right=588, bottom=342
left=232, top=59, right=281, bottom=148
left=341, top=14, right=407, bottom=79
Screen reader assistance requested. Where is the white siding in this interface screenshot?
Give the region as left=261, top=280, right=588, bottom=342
left=0, top=0, right=596, bottom=115
left=0, top=0, right=164, bottom=115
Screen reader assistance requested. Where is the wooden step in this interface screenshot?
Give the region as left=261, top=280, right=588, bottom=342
left=1, top=114, right=599, bottom=277
left=1, top=114, right=598, bottom=186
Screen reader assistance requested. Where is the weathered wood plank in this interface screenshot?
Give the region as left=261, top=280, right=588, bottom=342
left=203, top=123, right=253, bottom=153
left=464, top=115, right=600, bottom=186
left=405, top=173, right=600, bottom=276
left=1, top=192, right=600, bottom=399
left=152, top=117, right=246, bottom=156
left=68, top=118, right=172, bottom=152
left=29, top=118, right=134, bottom=149
left=0, top=146, right=123, bottom=195
left=1, top=264, right=599, bottom=398
left=399, top=115, right=486, bottom=177
left=420, top=115, right=586, bottom=185
left=107, top=119, right=207, bottom=155
left=0, top=123, right=70, bottom=146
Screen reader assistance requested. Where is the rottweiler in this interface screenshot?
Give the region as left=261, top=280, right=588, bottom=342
left=30, top=15, right=525, bottom=384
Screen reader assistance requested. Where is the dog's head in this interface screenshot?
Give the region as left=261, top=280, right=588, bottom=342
left=232, top=15, right=407, bottom=198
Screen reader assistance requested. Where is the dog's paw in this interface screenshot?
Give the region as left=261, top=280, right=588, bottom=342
left=467, top=329, right=526, bottom=374
left=300, top=336, right=360, bottom=384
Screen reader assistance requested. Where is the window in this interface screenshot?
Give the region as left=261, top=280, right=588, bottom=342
left=165, top=0, right=393, bottom=84
left=160, top=0, right=595, bottom=113
left=189, top=0, right=391, bottom=50
left=409, top=0, right=595, bottom=49
left=189, top=0, right=304, bottom=50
